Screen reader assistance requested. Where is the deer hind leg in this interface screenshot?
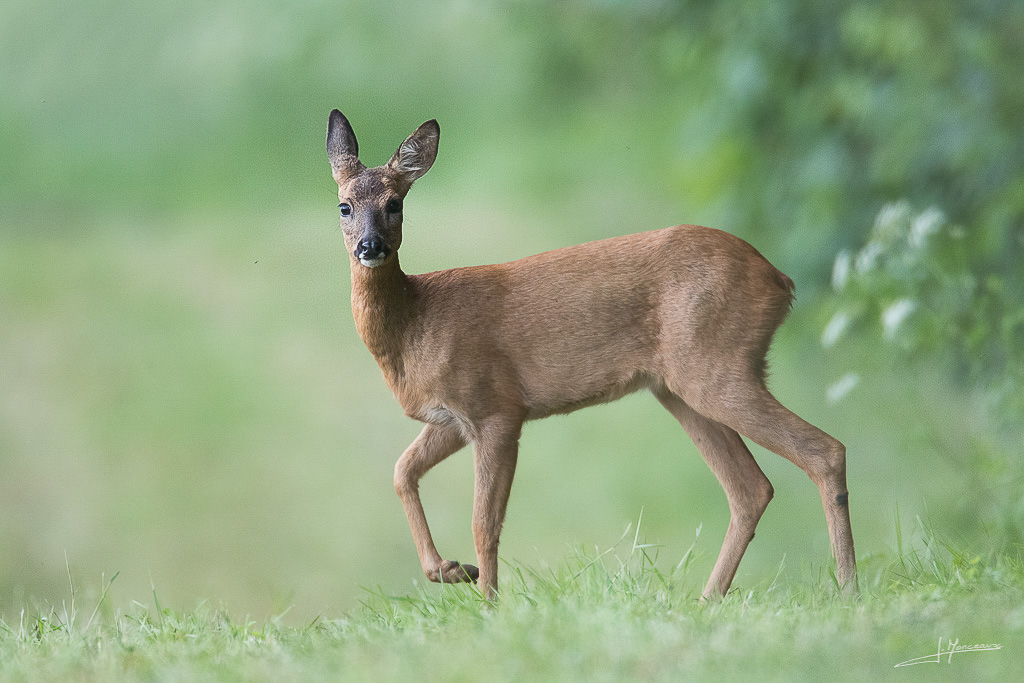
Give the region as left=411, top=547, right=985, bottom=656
left=655, top=389, right=774, bottom=598
left=683, top=380, right=858, bottom=594
left=394, top=423, right=478, bottom=584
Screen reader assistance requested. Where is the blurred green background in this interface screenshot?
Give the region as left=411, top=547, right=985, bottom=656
left=2, top=0, right=1022, bottom=621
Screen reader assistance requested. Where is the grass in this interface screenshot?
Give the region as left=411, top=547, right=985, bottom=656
left=2, top=522, right=1020, bottom=682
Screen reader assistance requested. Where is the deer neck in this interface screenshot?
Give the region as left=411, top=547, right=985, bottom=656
left=350, top=256, right=415, bottom=381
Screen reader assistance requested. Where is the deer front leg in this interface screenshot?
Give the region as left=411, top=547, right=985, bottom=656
left=394, top=423, right=478, bottom=584
left=471, top=419, right=522, bottom=599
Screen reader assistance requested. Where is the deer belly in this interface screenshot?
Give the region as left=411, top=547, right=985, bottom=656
left=520, top=367, right=655, bottom=419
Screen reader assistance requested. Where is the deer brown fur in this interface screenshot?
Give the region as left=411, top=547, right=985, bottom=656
left=325, top=109, right=857, bottom=599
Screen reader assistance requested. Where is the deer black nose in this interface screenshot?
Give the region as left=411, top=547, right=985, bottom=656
left=355, top=238, right=391, bottom=263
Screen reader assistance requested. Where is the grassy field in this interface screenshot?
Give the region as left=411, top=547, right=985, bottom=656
left=1, top=524, right=1020, bottom=681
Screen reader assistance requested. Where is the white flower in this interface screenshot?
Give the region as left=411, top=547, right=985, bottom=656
left=822, top=311, right=852, bottom=348
left=831, top=250, right=852, bottom=290
left=827, top=373, right=861, bottom=404
left=855, top=241, right=883, bottom=273
left=909, top=207, right=944, bottom=249
left=872, top=201, right=912, bottom=242
left=881, top=298, right=917, bottom=339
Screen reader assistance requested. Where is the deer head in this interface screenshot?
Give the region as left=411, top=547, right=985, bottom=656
left=326, top=110, right=440, bottom=268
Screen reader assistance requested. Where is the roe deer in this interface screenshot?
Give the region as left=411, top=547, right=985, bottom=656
left=325, top=109, right=857, bottom=599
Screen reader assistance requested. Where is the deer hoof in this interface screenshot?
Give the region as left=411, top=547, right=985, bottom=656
left=435, top=560, right=478, bottom=583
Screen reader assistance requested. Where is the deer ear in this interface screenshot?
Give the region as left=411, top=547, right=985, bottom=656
left=386, top=119, right=439, bottom=191
left=327, top=109, right=363, bottom=183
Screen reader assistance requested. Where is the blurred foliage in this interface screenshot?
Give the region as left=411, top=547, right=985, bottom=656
left=2, top=0, right=1023, bottom=618
left=822, top=201, right=1024, bottom=545
left=823, top=202, right=1024, bottom=419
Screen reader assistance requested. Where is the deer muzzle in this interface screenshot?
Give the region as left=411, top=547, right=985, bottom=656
left=355, top=236, right=391, bottom=268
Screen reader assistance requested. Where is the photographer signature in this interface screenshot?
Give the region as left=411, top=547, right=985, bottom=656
left=895, top=637, right=1001, bottom=667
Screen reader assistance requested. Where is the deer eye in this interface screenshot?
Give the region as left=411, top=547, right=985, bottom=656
left=339, top=202, right=352, bottom=217
left=385, top=198, right=403, bottom=214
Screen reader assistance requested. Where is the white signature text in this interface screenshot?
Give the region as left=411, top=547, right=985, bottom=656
left=895, top=637, right=1001, bottom=667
